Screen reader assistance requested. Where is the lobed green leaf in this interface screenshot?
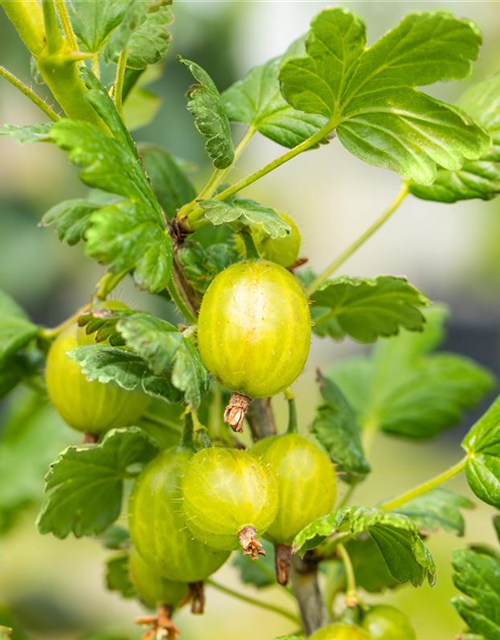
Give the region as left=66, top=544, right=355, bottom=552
left=293, top=506, right=436, bottom=587
left=394, top=488, right=474, bottom=536
left=312, top=373, right=370, bottom=483
left=37, top=427, right=158, bottom=538
left=0, top=123, right=52, bottom=144
left=199, top=198, right=290, bottom=239
left=41, top=199, right=101, bottom=246
left=178, top=56, right=234, bottom=169
left=311, top=275, right=428, bottom=343
left=410, top=72, right=500, bottom=202
left=462, top=395, right=500, bottom=507
left=177, top=240, right=239, bottom=294
left=330, top=306, right=494, bottom=439
left=279, top=9, right=489, bottom=184
left=105, top=551, right=136, bottom=599
left=222, top=37, right=326, bottom=148
left=452, top=547, right=500, bottom=640
left=70, top=0, right=130, bottom=53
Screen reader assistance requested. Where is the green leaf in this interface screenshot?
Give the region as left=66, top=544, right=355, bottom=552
left=49, top=119, right=156, bottom=208
left=140, top=144, right=196, bottom=219
left=0, top=123, right=52, bottom=144
left=105, top=551, right=136, bottom=599
left=394, top=488, right=474, bottom=536
left=293, top=506, right=436, bottom=587
left=330, top=306, right=494, bottom=439
left=0, top=289, right=38, bottom=365
left=311, top=276, right=428, bottom=343
left=37, top=427, right=158, bottom=538
left=68, top=345, right=182, bottom=403
left=85, top=200, right=173, bottom=294
left=222, top=38, right=326, bottom=148
left=233, top=539, right=276, bottom=588
left=70, top=0, right=130, bottom=53
left=178, top=56, right=234, bottom=169
left=125, top=2, right=173, bottom=70
left=312, top=373, right=370, bottom=483
left=105, top=0, right=173, bottom=70
left=0, top=389, right=76, bottom=534
left=410, top=72, right=500, bottom=202
left=279, top=9, right=489, bottom=184
left=177, top=240, right=239, bottom=293
left=0, top=356, right=26, bottom=401
left=123, top=70, right=161, bottom=132
left=346, top=537, right=400, bottom=593
left=199, top=198, right=290, bottom=239
left=117, top=313, right=210, bottom=408
left=462, top=395, right=500, bottom=507
left=41, top=199, right=101, bottom=246
left=452, top=547, right=500, bottom=640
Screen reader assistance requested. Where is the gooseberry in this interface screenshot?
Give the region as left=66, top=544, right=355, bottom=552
left=236, top=212, right=301, bottom=267
left=310, top=623, right=371, bottom=640
left=361, top=605, right=417, bottom=640
left=182, top=447, right=278, bottom=558
left=45, top=306, right=150, bottom=435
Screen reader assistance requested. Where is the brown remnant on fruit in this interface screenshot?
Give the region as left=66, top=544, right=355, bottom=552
left=135, top=604, right=180, bottom=640
left=238, top=525, right=266, bottom=560
left=188, top=581, right=205, bottom=614
left=82, top=432, right=99, bottom=444
left=224, top=393, right=252, bottom=433
left=275, top=543, right=292, bottom=585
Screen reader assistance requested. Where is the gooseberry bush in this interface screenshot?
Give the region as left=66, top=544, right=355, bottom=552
left=1, top=2, right=500, bottom=639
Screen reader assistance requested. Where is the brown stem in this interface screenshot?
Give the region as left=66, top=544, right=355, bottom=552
left=290, top=553, right=325, bottom=636
left=238, top=525, right=266, bottom=560
left=246, top=397, right=276, bottom=441
left=136, top=604, right=180, bottom=640
left=224, top=393, right=252, bottom=433
left=275, top=544, right=292, bottom=586
left=188, top=581, right=205, bottom=614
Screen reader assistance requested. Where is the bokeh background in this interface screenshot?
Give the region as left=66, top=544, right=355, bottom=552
left=1, top=2, right=500, bottom=639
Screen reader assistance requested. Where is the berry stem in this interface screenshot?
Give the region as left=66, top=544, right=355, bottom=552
left=305, top=183, right=409, bottom=296
left=337, top=543, right=358, bottom=607
left=286, top=394, right=298, bottom=434
left=379, top=456, right=467, bottom=512
left=241, top=229, right=260, bottom=260
left=0, top=65, right=60, bottom=121
left=207, top=579, right=301, bottom=625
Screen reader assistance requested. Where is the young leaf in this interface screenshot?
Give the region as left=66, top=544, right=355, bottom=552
left=105, top=0, right=173, bottom=70
left=311, top=275, right=428, bottom=343
left=85, top=200, right=173, bottom=294
left=452, top=547, right=500, bottom=639
left=68, top=345, right=182, bottom=403
left=0, top=289, right=39, bottom=364
left=410, top=72, right=500, bottom=203
left=140, top=144, right=196, bottom=218
left=37, top=427, right=158, bottom=538
left=105, top=551, right=136, bottom=599
left=70, top=0, right=130, bottom=53
left=394, top=488, right=474, bottom=536
left=293, top=506, right=436, bottom=587
left=462, top=395, right=500, bottom=508
left=312, top=373, right=370, bottom=482
left=41, top=199, right=101, bottom=246
left=178, top=240, right=239, bottom=293
left=125, top=2, right=173, bottom=70
left=330, top=307, right=494, bottom=439
left=222, top=38, right=327, bottom=148
left=199, top=198, right=290, bottom=239
left=0, top=123, right=52, bottom=144
left=279, top=9, right=489, bottom=184
left=178, top=56, right=234, bottom=169
left=116, top=313, right=210, bottom=408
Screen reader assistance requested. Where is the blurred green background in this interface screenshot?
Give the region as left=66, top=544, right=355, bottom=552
left=1, top=2, right=500, bottom=639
